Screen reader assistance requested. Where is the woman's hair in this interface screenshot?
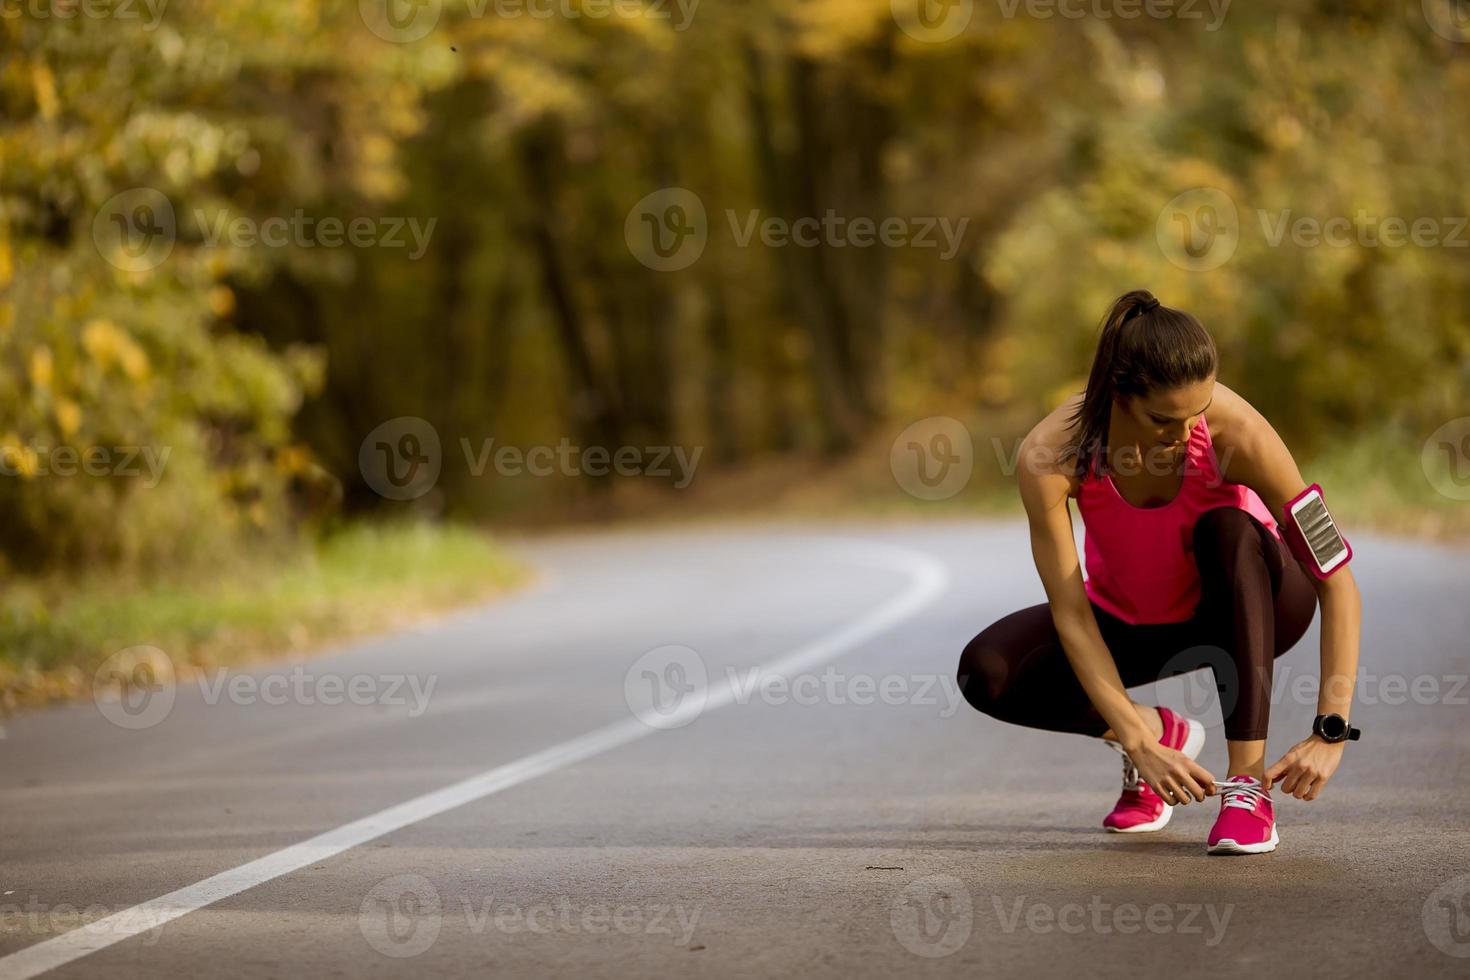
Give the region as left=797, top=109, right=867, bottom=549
left=1061, top=289, right=1218, bottom=480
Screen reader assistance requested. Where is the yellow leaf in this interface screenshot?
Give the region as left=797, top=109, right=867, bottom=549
left=119, top=342, right=150, bottom=381
left=29, top=346, right=53, bottom=389
left=54, top=398, right=81, bottom=438
left=30, top=63, right=58, bottom=120
left=82, top=318, right=121, bottom=364
left=209, top=286, right=236, bottom=318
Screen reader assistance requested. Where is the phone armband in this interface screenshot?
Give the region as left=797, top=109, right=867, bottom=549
left=1281, top=483, right=1352, bottom=579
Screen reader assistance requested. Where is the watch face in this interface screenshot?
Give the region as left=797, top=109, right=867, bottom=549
left=1320, top=714, right=1347, bottom=740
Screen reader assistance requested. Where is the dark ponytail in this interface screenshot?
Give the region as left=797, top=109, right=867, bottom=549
left=1061, top=289, right=1218, bottom=480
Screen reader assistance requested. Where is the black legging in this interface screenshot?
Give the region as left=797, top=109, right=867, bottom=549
left=957, top=507, right=1318, bottom=741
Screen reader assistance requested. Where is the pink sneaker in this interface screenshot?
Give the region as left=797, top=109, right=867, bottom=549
left=1206, top=775, right=1279, bottom=854
left=1102, top=707, right=1206, bottom=833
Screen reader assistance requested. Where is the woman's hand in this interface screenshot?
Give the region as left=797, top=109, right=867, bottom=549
left=1129, top=740, right=1217, bottom=805
left=1265, top=735, right=1345, bottom=800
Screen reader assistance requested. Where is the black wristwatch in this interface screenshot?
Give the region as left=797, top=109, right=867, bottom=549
left=1312, top=713, right=1361, bottom=743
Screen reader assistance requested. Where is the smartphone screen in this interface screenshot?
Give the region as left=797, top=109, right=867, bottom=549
left=1290, top=490, right=1348, bottom=573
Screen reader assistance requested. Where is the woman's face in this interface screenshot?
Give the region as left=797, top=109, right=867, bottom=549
left=1117, top=376, right=1217, bottom=450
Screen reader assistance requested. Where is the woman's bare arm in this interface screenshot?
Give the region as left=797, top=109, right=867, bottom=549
left=1210, top=383, right=1363, bottom=799
left=1017, top=431, right=1147, bottom=746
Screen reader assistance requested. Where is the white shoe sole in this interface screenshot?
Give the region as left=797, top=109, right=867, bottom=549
left=1207, top=825, right=1280, bottom=855
left=1103, top=716, right=1206, bottom=834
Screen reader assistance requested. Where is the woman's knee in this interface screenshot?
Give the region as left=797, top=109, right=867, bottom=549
left=1193, top=506, right=1267, bottom=571
left=956, top=628, right=1016, bottom=717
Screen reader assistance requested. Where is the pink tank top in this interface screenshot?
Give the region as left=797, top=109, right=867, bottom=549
left=1076, top=414, right=1281, bottom=625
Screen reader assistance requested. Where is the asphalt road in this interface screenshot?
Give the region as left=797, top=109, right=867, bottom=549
left=3, top=519, right=1470, bottom=978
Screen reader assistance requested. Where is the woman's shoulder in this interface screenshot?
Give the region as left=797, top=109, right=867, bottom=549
left=1201, top=381, right=1258, bottom=448
left=1019, top=391, right=1086, bottom=494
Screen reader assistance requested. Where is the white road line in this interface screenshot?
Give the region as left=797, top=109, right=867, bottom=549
left=0, top=541, right=950, bottom=980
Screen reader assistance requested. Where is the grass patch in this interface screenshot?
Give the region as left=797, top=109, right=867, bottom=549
left=0, top=522, right=529, bottom=712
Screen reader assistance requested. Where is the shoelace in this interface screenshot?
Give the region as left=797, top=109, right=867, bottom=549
left=1212, top=779, right=1269, bottom=811
left=1104, top=739, right=1142, bottom=792
left=1106, top=740, right=1270, bottom=808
